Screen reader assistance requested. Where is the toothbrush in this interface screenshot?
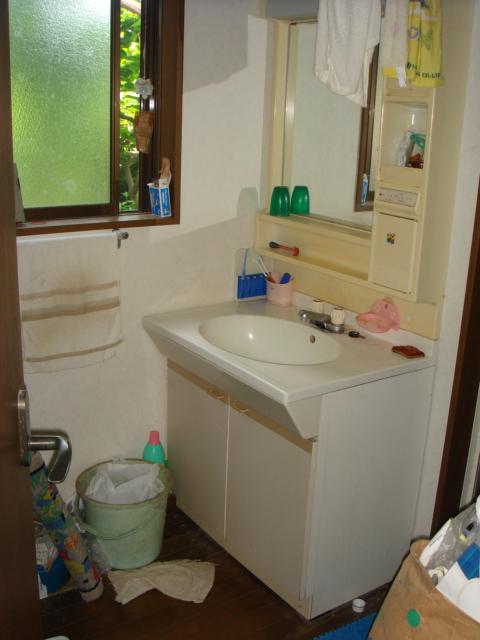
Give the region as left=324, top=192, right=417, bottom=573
left=269, top=241, right=300, bottom=257
left=255, top=256, right=269, bottom=278
left=258, top=256, right=278, bottom=282
left=241, top=248, right=248, bottom=277
left=255, top=256, right=276, bottom=282
left=257, top=255, right=269, bottom=275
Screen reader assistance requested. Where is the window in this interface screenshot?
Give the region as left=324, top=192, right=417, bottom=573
left=10, top=0, right=183, bottom=230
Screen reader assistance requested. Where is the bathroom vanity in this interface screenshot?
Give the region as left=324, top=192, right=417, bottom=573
left=144, top=302, right=435, bottom=619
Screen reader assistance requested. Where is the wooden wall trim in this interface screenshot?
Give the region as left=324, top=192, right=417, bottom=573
left=431, top=177, right=480, bottom=533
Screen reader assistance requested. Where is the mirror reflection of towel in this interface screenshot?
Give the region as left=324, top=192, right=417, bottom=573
left=17, top=233, right=123, bottom=373
left=315, top=0, right=381, bottom=107
left=381, top=0, right=409, bottom=86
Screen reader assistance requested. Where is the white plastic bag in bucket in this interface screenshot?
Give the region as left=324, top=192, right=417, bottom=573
left=75, top=459, right=172, bottom=570
left=85, top=460, right=164, bottom=504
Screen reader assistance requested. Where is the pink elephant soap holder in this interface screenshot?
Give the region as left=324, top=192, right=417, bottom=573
left=356, top=299, right=400, bottom=333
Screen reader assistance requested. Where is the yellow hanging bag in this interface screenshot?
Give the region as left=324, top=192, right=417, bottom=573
left=407, top=0, right=443, bottom=87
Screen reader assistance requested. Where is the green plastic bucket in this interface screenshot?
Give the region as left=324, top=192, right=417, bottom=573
left=75, top=459, right=172, bottom=570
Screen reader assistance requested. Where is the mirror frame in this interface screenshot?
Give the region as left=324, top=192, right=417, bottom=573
left=354, top=45, right=380, bottom=212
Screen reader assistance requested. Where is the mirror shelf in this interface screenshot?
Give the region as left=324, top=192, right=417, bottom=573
left=256, top=211, right=380, bottom=289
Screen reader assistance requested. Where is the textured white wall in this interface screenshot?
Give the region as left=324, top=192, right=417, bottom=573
left=20, top=0, right=272, bottom=498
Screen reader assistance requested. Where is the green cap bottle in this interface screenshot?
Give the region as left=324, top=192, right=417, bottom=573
left=142, top=430, right=167, bottom=466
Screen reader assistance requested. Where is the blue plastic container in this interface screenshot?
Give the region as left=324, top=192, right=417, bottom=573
left=237, top=273, right=267, bottom=300
left=37, top=554, right=70, bottom=594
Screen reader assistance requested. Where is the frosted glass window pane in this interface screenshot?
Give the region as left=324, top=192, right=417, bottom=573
left=9, top=0, right=111, bottom=208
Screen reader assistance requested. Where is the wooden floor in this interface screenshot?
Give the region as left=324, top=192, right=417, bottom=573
left=41, top=505, right=388, bottom=640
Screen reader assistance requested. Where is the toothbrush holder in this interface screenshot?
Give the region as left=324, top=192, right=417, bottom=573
left=266, top=274, right=294, bottom=306
left=290, top=185, right=310, bottom=215
left=269, top=186, right=290, bottom=216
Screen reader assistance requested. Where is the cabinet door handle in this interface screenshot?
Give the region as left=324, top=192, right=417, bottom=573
left=206, top=387, right=226, bottom=401
left=231, top=400, right=249, bottom=414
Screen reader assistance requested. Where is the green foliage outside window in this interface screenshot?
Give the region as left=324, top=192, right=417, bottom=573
left=120, top=7, right=141, bottom=212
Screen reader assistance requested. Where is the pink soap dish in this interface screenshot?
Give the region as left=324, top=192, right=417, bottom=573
left=356, top=299, right=400, bottom=333
left=356, top=312, right=390, bottom=333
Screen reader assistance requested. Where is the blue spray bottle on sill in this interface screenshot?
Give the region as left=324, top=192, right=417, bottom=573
left=143, top=430, right=167, bottom=466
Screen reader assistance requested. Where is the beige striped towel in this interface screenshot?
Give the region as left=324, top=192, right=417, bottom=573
left=17, top=233, right=123, bottom=373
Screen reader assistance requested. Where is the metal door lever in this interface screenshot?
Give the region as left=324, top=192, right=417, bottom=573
left=28, top=433, right=72, bottom=483
left=17, top=389, right=72, bottom=483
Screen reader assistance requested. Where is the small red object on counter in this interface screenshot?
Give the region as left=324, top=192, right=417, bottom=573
left=392, top=345, right=425, bottom=359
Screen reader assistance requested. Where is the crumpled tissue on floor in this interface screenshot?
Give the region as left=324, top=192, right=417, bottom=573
left=108, top=559, right=215, bottom=605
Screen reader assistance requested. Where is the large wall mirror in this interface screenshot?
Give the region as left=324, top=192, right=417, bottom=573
left=277, top=21, right=382, bottom=231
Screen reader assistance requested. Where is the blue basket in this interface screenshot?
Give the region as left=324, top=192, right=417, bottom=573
left=237, top=273, right=266, bottom=300
left=314, top=613, right=377, bottom=640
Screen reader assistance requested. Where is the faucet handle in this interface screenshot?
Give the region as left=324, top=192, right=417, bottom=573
left=311, top=299, right=324, bottom=313
left=330, top=308, right=345, bottom=326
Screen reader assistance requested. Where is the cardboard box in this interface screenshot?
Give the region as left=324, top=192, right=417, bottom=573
left=148, top=182, right=171, bottom=217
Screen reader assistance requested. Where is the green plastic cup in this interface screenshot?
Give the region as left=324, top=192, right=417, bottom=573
left=270, top=186, right=290, bottom=216
left=291, top=186, right=310, bottom=215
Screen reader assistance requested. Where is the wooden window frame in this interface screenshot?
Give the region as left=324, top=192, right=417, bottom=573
left=16, top=0, right=183, bottom=236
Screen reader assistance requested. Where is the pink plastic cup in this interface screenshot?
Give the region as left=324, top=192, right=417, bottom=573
left=266, top=274, right=294, bottom=306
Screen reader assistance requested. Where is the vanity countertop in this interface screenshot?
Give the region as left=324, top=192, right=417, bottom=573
left=143, top=301, right=435, bottom=405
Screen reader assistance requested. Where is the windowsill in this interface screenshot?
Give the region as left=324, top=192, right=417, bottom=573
left=16, top=212, right=179, bottom=236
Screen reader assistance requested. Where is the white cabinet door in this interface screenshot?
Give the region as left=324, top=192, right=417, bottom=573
left=369, top=212, right=418, bottom=293
left=308, top=368, right=435, bottom=617
left=167, top=365, right=228, bottom=541
left=225, top=401, right=313, bottom=601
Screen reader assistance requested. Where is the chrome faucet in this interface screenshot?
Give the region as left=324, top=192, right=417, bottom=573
left=298, top=309, right=345, bottom=334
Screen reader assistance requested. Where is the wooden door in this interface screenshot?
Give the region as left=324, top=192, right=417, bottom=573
left=0, top=2, right=42, bottom=637
left=432, top=178, right=480, bottom=530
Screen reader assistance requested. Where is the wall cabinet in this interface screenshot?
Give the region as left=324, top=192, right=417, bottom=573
left=167, top=359, right=435, bottom=619
left=255, top=30, right=471, bottom=339
left=369, top=212, right=418, bottom=293
left=369, top=83, right=434, bottom=297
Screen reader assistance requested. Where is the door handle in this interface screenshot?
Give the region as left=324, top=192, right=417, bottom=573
left=17, top=389, right=72, bottom=483
left=28, top=433, right=72, bottom=483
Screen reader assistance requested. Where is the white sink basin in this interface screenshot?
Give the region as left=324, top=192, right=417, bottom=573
left=199, top=315, right=341, bottom=365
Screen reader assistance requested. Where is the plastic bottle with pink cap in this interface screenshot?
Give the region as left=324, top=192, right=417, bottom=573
left=142, top=430, right=167, bottom=466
